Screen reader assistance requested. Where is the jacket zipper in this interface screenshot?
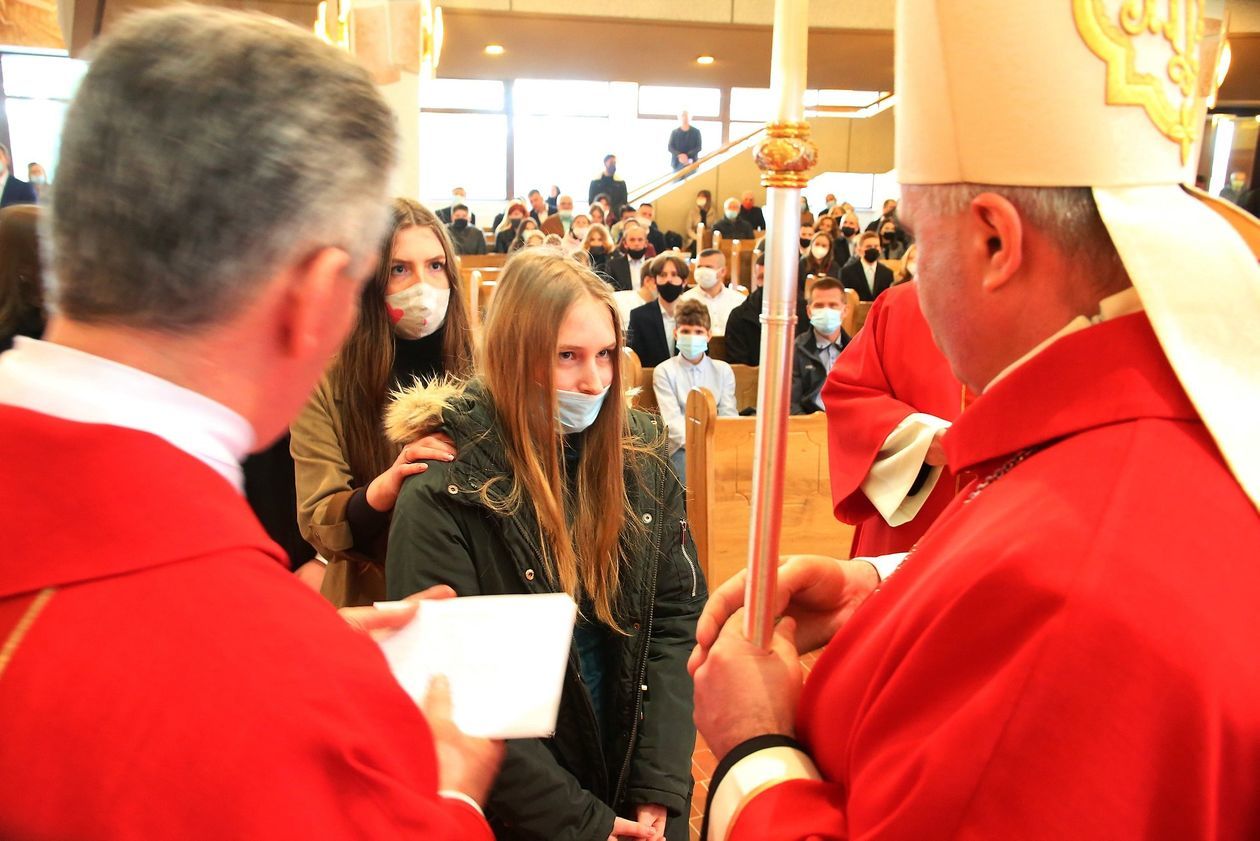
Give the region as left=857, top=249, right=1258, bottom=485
left=680, top=519, right=697, bottom=598
left=612, top=464, right=665, bottom=807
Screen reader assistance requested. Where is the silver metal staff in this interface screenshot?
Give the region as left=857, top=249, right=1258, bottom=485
left=744, top=0, right=817, bottom=650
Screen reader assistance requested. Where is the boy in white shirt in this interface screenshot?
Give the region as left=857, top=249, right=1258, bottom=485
left=652, top=299, right=738, bottom=482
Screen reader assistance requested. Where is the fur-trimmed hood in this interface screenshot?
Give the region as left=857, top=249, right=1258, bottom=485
left=384, top=375, right=471, bottom=446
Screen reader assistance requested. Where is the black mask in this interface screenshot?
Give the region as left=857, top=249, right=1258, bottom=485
left=452, top=218, right=469, bottom=230
left=800, top=238, right=811, bottom=248
left=625, top=247, right=647, bottom=260
left=588, top=246, right=607, bottom=257
left=864, top=247, right=880, bottom=263
left=881, top=231, right=894, bottom=240
left=841, top=226, right=858, bottom=238
left=509, top=217, right=522, bottom=230
left=657, top=282, right=684, bottom=303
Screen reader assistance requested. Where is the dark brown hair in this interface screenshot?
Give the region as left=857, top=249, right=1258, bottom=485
left=331, top=198, right=474, bottom=484
left=0, top=205, right=44, bottom=343
left=674, top=299, right=711, bottom=331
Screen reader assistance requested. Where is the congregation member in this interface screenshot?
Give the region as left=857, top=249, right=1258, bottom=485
left=582, top=223, right=614, bottom=275
left=814, top=214, right=837, bottom=239
left=824, top=279, right=963, bottom=557
left=684, top=189, right=714, bottom=254
left=551, top=193, right=576, bottom=235
left=546, top=184, right=560, bottom=213
left=527, top=188, right=552, bottom=229
left=789, top=277, right=850, bottom=415
left=26, top=162, right=49, bottom=202
left=879, top=217, right=907, bottom=259
left=690, top=2, right=1260, bottom=838
left=292, top=198, right=473, bottom=607
left=668, top=110, right=702, bottom=171
left=840, top=231, right=894, bottom=300
left=436, top=185, right=474, bottom=225
left=896, top=243, right=919, bottom=284
left=627, top=252, right=688, bottom=367
left=724, top=252, right=765, bottom=366
left=386, top=248, right=704, bottom=841
left=798, top=231, right=843, bottom=285
left=821, top=193, right=837, bottom=213
left=713, top=196, right=755, bottom=240
left=680, top=248, right=745, bottom=336
left=588, top=154, right=628, bottom=209
left=589, top=202, right=608, bottom=226
left=0, top=205, right=45, bottom=351
left=612, top=249, right=660, bottom=331
left=834, top=211, right=862, bottom=262
left=636, top=202, right=668, bottom=254
left=737, top=190, right=766, bottom=231
left=0, top=144, right=36, bottom=208
left=864, top=196, right=900, bottom=232
left=563, top=212, right=590, bottom=253
left=609, top=203, right=639, bottom=242
left=0, top=8, right=499, bottom=836
left=653, top=299, right=737, bottom=480
left=446, top=203, right=486, bottom=256
left=797, top=218, right=815, bottom=258
left=604, top=220, right=651, bottom=292
left=507, top=216, right=542, bottom=252
left=493, top=199, right=529, bottom=253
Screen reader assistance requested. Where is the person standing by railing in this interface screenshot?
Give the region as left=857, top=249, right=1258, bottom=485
left=668, top=111, right=702, bottom=172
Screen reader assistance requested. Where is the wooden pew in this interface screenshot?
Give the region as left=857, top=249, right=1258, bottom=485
left=684, top=388, right=854, bottom=589
left=460, top=253, right=507, bottom=270
left=707, top=335, right=727, bottom=362
left=730, top=364, right=759, bottom=413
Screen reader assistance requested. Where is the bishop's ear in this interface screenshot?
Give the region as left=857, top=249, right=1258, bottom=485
left=281, top=246, right=359, bottom=359
left=969, top=193, right=1024, bottom=292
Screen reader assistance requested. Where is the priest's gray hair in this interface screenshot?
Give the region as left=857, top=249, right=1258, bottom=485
left=48, top=6, right=398, bottom=330
left=902, top=183, right=1129, bottom=293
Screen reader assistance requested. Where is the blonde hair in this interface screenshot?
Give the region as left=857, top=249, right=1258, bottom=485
left=480, top=247, right=648, bottom=629
left=581, top=223, right=612, bottom=251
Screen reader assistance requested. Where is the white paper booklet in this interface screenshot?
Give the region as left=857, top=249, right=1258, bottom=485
left=377, top=593, right=578, bottom=739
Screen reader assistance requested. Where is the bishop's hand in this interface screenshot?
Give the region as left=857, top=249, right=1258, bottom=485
left=688, top=554, right=879, bottom=677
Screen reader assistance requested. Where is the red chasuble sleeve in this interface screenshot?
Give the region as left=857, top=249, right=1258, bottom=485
left=821, top=282, right=963, bottom=556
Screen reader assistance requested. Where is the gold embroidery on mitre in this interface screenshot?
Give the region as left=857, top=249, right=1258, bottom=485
left=1073, top=0, right=1205, bottom=165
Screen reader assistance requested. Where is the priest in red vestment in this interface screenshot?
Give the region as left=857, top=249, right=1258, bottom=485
left=690, top=2, right=1260, bottom=839
left=0, top=9, right=497, bottom=838
left=821, top=280, right=964, bottom=558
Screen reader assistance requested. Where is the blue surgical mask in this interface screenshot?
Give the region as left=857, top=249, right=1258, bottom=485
left=676, top=334, right=709, bottom=359
left=556, top=386, right=610, bottom=434
left=810, top=308, right=842, bottom=335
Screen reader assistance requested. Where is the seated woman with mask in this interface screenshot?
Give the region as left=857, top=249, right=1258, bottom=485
left=385, top=247, right=705, bottom=841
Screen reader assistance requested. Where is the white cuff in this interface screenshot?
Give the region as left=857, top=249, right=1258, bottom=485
left=438, top=789, right=485, bottom=817
left=857, top=552, right=909, bottom=582
left=860, top=413, right=951, bottom=527
left=707, top=746, right=821, bottom=841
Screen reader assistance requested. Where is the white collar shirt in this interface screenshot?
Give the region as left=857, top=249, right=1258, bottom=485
left=0, top=338, right=255, bottom=492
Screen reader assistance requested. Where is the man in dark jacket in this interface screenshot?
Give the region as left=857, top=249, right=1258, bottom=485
left=446, top=204, right=486, bottom=255
left=713, top=196, right=755, bottom=241
left=737, top=190, right=766, bottom=231
left=588, top=154, right=628, bottom=209
left=668, top=111, right=702, bottom=171
left=604, top=222, right=651, bottom=292
left=725, top=254, right=765, bottom=366
left=864, top=197, right=900, bottom=232
left=790, top=277, right=850, bottom=414
left=840, top=232, right=895, bottom=301
left=435, top=186, right=475, bottom=225
left=627, top=255, right=687, bottom=366
left=0, top=145, right=37, bottom=208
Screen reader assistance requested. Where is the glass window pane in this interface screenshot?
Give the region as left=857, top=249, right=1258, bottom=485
left=419, top=112, right=507, bottom=200
left=637, top=85, right=720, bottom=118
left=730, top=88, right=772, bottom=122
left=513, top=79, right=610, bottom=116
left=729, top=121, right=763, bottom=141
left=513, top=114, right=614, bottom=201
left=2, top=53, right=88, bottom=100
left=805, top=172, right=877, bottom=211
left=6, top=98, right=69, bottom=178
left=420, top=78, right=504, bottom=111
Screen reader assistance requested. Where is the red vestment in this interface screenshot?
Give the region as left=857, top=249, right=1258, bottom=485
left=822, top=282, right=965, bottom=556
left=732, top=313, right=1260, bottom=839
left=0, top=408, right=491, bottom=840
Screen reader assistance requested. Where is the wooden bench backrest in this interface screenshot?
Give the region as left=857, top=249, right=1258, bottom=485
left=459, top=253, right=508, bottom=270
left=684, top=388, right=854, bottom=589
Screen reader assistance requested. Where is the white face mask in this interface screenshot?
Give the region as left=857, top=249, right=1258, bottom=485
left=811, top=245, right=829, bottom=261
left=556, top=386, right=609, bottom=434
left=695, top=266, right=721, bottom=290
left=572, top=226, right=589, bottom=240
left=385, top=282, right=450, bottom=340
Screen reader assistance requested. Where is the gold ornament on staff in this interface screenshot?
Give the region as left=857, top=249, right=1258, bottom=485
left=745, top=0, right=818, bottom=650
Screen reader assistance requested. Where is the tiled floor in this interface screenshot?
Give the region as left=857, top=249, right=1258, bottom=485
left=687, top=651, right=821, bottom=840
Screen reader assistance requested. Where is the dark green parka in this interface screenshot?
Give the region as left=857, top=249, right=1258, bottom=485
left=384, top=378, right=706, bottom=841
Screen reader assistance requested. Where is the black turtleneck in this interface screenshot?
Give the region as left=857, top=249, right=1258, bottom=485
left=346, top=324, right=450, bottom=549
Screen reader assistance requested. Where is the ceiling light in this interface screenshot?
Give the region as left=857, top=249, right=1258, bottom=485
left=696, top=55, right=715, bottom=65
left=484, top=44, right=505, bottom=56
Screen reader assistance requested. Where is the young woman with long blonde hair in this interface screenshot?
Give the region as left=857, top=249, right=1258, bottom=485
left=385, top=247, right=704, bottom=841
